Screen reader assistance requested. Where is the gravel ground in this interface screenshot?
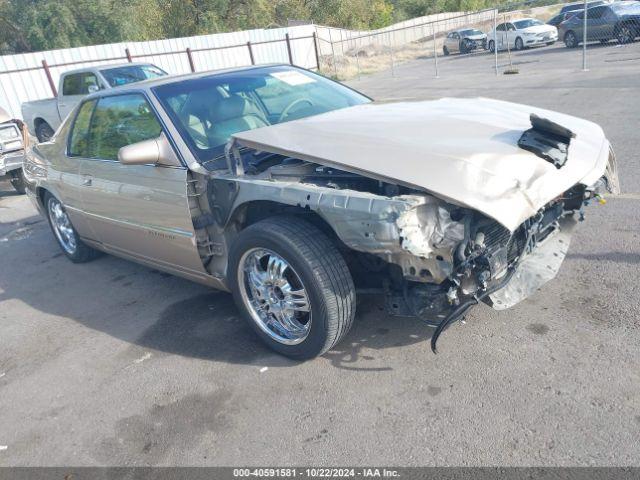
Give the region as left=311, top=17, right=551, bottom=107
left=0, top=40, right=639, bottom=467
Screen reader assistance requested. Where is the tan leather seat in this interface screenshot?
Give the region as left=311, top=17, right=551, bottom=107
left=208, top=95, right=269, bottom=147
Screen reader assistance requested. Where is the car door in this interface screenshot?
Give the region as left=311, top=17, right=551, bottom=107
left=506, top=23, right=518, bottom=48
left=586, top=6, right=608, bottom=40
left=53, top=98, right=98, bottom=239
left=59, top=72, right=102, bottom=121
left=451, top=32, right=461, bottom=52
left=495, top=23, right=507, bottom=49
left=78, top=92, right=210, bottom=280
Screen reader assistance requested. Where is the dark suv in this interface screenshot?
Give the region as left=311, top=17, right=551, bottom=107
left=559, top=1, right=640, bottom=47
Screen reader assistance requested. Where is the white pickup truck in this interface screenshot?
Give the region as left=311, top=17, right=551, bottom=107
left=21, top=62, right=167, bottom=142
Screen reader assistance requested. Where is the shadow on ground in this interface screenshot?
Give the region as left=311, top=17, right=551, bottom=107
left=0, top=211, right=435, bottom=370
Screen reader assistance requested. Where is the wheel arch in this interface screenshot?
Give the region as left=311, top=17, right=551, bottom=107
left=33, top=117, right=49, bottom=131
left=230, top=200, right=346, bottom=248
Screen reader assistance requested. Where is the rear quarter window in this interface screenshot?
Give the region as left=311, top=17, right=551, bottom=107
left=68, top=100, right=97, bottom=157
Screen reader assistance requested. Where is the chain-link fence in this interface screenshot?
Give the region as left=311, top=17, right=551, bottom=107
left=316, top=0, right=640, bottom=80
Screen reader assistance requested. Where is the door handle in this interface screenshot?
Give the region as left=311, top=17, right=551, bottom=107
left=81, top=176, right=92, bottom=187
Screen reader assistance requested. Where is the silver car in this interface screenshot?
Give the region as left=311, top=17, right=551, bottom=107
left=443, top=28, right=488, bottom=55
left=23, top=65, right=619, bottom=358
left=0, top=107, right=27, bottom=194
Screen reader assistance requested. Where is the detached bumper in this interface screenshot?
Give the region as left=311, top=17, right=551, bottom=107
left=0, top=150, right=24, bottom=176
left=486, top=216, right=576, bottom=310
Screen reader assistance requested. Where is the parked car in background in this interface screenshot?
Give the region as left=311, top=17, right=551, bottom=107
left=559, top=0, right=607, bottom=16
left=22, top=64, right=619, bottom=358
left=443, top=28, right=487, bottom=55
left=547, top=2, right=608, bottom=27
left=0, top=106, right=27, bottom=194
left=560, top=1, right=640, bottom=47
left=487, top=18, right=558, bottom=52
left=21, top=63, right=167, bottom=142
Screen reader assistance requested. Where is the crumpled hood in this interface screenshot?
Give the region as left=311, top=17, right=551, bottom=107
left=232, top=98, right=612, bottom=231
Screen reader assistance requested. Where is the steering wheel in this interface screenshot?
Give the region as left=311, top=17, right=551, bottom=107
left=278, top=98, right=314, bottom=123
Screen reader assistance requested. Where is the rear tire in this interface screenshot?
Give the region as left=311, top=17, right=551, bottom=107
left=228, top=216, right=356, bottom=360
left=616, top=24, right=633, bottom=44
left=35, top=121, right=55, bottom=143
left=9, top=168, right=26, bottom=194
left=44, top=192, right=102, bottom=263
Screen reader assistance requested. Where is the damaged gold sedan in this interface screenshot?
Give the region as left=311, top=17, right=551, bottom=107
left=23, top=65, right=619, bottom=358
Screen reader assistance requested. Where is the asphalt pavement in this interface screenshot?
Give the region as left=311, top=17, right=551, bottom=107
left=0, top=40, right=639, bottom=466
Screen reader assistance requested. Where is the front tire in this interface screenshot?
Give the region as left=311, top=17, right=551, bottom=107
left=564, top=31, right=578, bottom=48
left=44, top=192, right=101, bottom=263
left=9, top=168, right=26, bottom=194
left=443, top=46, right=450, bottom=56
left=229, top=217, right=355, bottom=360
left=488, top=40, right=495, bottom=53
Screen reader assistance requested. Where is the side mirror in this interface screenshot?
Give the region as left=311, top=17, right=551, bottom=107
left=117, top=134, right=181, bottom=167
left=87, top=84, right=100, bottom=94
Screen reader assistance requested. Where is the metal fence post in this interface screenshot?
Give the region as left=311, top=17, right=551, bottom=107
left=312, top=32, right=321, bottom=71
left=494, top=9, right=499, bottom=75
left=41, top=60, right=57, bottom=96
left=433, top=25, right=439, bottom=78
left=246, top=42, right=255, bottom=65
left=328, top=28, right=338, bottom=78
left=285, top=33, right=294, bottom=65
left=389, top=32, right=396, bottom=77
left=582, top=0, right=588, bottom=71
left=125, top=48, right=133, bottom=63
left=186, top=48, right=196, bottom=72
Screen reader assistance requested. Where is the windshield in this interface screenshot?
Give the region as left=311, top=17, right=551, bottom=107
left=100, top=65, right=167, bottom=87
left=459, top=29, right=484, bottom=36
left=153, top=66, right=371, bottom=164
left=514, top=19, right=543, bottom=28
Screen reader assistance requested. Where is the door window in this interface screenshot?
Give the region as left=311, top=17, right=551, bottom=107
left=62, top=72, right=101, bottom=96
left=496, top=23, right=506, bottom=31
left=87, top=94, right=162, bottom=161
left=587, top=6, right=605, bottom=19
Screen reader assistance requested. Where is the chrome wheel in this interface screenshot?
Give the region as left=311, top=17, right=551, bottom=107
left=238, top=248, right=311, bottom=345
left=47, top=197, right=77, bottom=255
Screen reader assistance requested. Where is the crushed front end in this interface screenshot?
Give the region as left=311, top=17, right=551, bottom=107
left=396, top=158, right=618, bottom=352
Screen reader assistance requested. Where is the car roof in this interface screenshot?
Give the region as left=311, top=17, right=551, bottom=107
left=561, top=0, right=606, bottom=10
left=83, top=63, right=290, bottom=98
left=62, top=62, right=159, bottom=76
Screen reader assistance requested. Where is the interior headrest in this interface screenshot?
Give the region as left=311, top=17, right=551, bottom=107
left=216, top=95, right=250, bottom=122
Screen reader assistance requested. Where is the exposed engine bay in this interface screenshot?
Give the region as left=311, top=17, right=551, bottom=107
left=188, top=139, right=616, bottom=352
